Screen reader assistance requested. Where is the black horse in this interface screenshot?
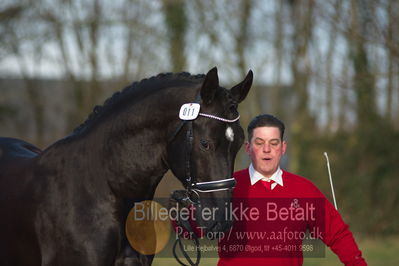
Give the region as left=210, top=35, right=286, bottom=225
left=0, top=67, right=253, bottom=266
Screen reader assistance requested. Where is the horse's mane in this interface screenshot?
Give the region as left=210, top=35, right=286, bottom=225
left=72, top=72, right=205, bottom=135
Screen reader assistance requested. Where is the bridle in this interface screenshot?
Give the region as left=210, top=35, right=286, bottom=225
left=169, top=100, right=239, bottom=203
left=169, top=95, right=239, bottom=266
left=182, top=116, right=237, bottom=202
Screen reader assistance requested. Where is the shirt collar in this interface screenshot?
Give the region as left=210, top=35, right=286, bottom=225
left=248, top=163, right=284, bottom=188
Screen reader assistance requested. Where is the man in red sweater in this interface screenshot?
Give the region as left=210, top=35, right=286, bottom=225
left=217, top=114, right=366, bottom=265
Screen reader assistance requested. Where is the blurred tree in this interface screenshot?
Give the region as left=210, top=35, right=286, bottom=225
left=0, top=104, right=16, bottom=122
left=162, top=0, right=187, bottom=72
left=0, top=1, right=46, bottom=145
left=348, top=0, right=377, bottom=128
left=235, top=0, right=261, bottom=121
left=1, top=0, right=168, bottom=134
left=270, top=0, right=285, bottom=116
left=286, top=0, right=316, bottom=174
left=324, top=0, right=342, bottom=133
left=344, top=0, right=399, bottom=234
left=385, top=1, right=399, bottom=126
left=40, top=0, right=106, bottom=128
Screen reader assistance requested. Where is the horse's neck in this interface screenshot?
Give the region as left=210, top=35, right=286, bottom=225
left=40, top=86, right=196, bottom=199
left=99, top=112, right=171, bottom=198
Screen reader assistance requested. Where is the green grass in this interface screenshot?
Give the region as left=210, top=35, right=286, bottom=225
left=152, top=236, right=399, bottom=265
left=305, top=236, right=399, bottom=266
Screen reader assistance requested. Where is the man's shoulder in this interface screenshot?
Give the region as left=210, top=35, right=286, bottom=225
left=232, top=169, right=251, bottom=194
left=233, top=168, right=250, bottom=184
left=233, top=168, right=249, bottom=176
left=282, top=170, right=308, bottom=181
left=282, top=170, right=322, bottom=194
left=233, top=168, right=249, bottom=179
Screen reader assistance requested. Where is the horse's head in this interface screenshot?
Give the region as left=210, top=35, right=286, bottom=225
left=167, top=67, right=253, bottom=235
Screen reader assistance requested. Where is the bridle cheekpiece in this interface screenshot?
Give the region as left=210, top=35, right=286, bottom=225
left=175, top=102, right=238, bottom=203
left=170, top=99, right=239, bottom=266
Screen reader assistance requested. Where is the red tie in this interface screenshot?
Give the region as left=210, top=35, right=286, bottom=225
left=261, top=180, right=275, bottom=190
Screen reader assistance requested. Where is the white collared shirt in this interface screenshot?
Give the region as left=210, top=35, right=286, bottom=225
left=248, top=163, right=284, bottom=190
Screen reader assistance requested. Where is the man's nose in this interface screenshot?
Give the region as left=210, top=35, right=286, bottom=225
left=263, top=143, right=271, bottom=152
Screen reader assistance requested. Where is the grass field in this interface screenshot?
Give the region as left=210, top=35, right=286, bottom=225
left=152, top=236, right=399, bottom=265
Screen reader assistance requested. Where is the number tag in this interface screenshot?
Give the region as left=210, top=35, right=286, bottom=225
left=179, top=103, right=201, bottom=120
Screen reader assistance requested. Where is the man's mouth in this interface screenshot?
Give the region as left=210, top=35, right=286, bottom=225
left=262, top=158, right=272, bottom=161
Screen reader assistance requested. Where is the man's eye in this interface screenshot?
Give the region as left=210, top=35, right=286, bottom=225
left=270, top=140, right=280, bottom=146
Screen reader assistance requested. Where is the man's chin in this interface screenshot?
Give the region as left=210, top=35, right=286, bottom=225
left=259, top=167, right=276, bottom=177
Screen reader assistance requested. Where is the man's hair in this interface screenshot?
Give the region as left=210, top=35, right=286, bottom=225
left=247, top=114, right=285, bottom=141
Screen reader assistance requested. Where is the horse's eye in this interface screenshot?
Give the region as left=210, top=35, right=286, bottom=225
left=200, top=139, right=210, bottom=151
left=230, top=103, right=238, bottom=112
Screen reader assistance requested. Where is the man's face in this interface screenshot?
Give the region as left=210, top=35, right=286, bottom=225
left=245, top=126, right=287, bottom=178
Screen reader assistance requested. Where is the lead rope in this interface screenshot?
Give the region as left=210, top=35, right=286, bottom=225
left=171, top=191, right=201, bottom=266
left=172, top=215, right=201, bottom=266
left=173, top=237, right=200, bottom=266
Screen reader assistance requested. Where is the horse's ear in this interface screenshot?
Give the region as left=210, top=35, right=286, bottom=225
left=230, top=70, right=253, bottom=103
left=201, top=67, right=219, bottom=105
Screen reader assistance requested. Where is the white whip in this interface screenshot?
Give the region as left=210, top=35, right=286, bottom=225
left=323, top=152, right=338, bottom=210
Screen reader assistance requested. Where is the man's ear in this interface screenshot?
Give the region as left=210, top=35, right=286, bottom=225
left=245, top=141, right=251, bottom=155
left=282, top=140, right=287, bottom=155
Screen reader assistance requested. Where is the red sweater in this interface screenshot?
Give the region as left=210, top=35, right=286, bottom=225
left=217, top=169, right=366, bottom=266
